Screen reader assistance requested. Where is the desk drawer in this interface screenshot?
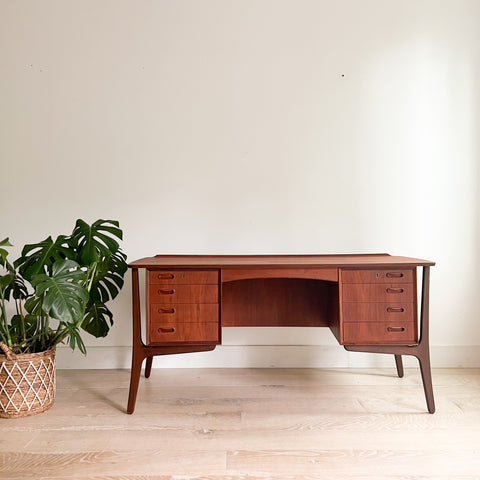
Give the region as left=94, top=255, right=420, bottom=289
left=149, top=285, right=218, bottom=304
left=343, top=322, right=417, bottom=345
left=342, top=269, right=414, bottom=284
left=149, top=270, right=218, bottom=285
left=150, top=303, right=218, bottom=323
left=342, top=302, right=414, bottom=323
left=342, top=284, right=414, bottom=303
left=149, top=321, right=219, bottom=343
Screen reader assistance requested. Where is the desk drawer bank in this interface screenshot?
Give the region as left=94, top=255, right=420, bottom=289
left=127, top=254, right=435, bottom=414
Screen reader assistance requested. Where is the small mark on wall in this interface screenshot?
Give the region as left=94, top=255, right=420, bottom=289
left=28, top=64, right=43, bottom=72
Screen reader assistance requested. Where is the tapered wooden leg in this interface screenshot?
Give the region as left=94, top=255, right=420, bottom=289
left=127, top=267, right=145, bottom=415
left=127, top=348, right=145, bottom=414
left=417, top=266, right=435, bottom=414
left=145, top=356, right=153, bottom=378
left=394, top=355, right=404, bottom=378
left=418, top=352, right=435, bottom=413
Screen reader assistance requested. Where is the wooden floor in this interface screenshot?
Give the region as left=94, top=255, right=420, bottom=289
left=1, top=368, right=480, bottom=479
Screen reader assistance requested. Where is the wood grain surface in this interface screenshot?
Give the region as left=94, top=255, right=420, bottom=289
left=129, top=254, right=435, bottom=269
left=148, top=270, right=219, bottom=285
left=148, top=284, right=219, bottom=304
left=1, top=368, right=478, bottom=479
left=221, top=279, right=338, bottom=327
left=341, top=284, right=415, bottom=303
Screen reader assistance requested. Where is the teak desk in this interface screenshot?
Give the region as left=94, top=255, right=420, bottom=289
left=127, top=254, right=435, bottom=414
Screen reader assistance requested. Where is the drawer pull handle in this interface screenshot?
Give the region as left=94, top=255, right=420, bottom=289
left=387, top=307, right=405, bottom=313
left=158, top=327, right=175, bottom=333
left=157, top=273, right=175, bottom=280
left=386, top=288, right=404, bottom=294
left=158, top=308, right=176, bottom=314
left=387, top=326, right=405, bottom=332
left=386, top=272, right=404, bottom=278
left=158, top=289, right=175, bottom=295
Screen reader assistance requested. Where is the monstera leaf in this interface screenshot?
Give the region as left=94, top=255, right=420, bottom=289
left=88, top=250, right=128, bottom=303
left=81, top=302, right=113, bottom=337
left=31, top=259, right=88, bottom=324
left=16, top=235, right=74, bottom=280
left=0, top=238, right=12, bottom=267
left=0, top=272, right=14, bottom=291
left=24, top=294, right=44, bottom=316
left=2, top=271, right=28, bottom=302
left=64, top=323, right=87, bottom=354
left=0, top=238, right=29, bottom=301
left=72, top=219, right=123, bottom=265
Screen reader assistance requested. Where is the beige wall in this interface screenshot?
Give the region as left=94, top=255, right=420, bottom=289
left=1, top=0, right=479, bottom=367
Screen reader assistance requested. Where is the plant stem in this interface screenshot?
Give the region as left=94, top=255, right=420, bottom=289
left=42, top=313, right=50, bottom=350
left=50, top=325, right=68, bottom=347
left=0, top=290, right=13, bottom=348
left=19, top=294, right=26, bottom=342
left=87, top=262, right=97, bottom=293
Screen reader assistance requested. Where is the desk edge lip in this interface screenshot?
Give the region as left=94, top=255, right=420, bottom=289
left=128, top=254, right=435, bottom=269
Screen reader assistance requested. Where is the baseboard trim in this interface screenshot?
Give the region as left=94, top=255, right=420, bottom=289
left=56, top=345, right=480, bottom=369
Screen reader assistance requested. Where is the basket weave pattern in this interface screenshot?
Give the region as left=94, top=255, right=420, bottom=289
left=0, top=344, right=56, bottom=418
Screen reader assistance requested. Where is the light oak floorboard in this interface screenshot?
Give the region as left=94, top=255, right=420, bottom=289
left=0, top=368, right=479, bottom=479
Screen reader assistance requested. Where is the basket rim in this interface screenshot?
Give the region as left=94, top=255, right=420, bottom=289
left=0, top=346, right=56, bottom=363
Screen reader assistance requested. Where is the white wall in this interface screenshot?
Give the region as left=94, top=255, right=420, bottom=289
left=1, top=0, right=479, bottom=368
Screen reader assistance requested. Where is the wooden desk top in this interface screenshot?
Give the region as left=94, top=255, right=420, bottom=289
left=129, top=253, right=435, bottom=269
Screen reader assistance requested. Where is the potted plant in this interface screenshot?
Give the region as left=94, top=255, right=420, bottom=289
left=0, top=219, right=127, bottom=418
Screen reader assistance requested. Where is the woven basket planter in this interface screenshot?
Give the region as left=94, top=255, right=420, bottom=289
left=0, top=343, right=56, bottom=418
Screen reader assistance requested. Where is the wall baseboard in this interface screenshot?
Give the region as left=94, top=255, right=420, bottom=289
left=57, top=345, right=480, bottom=369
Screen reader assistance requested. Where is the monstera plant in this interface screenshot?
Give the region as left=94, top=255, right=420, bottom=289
left=0, top=219, right=128, bottom=355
